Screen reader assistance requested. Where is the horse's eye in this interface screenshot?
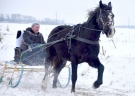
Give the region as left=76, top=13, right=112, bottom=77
left=112, top=14, right=114, bottom=18
left=110, top=14, right=114, bottom=18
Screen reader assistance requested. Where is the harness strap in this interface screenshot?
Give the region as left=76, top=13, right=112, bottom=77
left=65, top=25, right=76, bottom=53
left=73, top=37, right=99, bottom=45
left=80, top=26, right=103, bottom=32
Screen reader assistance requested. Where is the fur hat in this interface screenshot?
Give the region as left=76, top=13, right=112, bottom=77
left=31, top=23, right=40, bottom=27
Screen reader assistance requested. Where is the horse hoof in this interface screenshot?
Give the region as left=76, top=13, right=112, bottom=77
left=93, top=81, right=102, bottom=89
left=41, top=80, right=48, bottom=91
left=71, top=92, right=77, bottom=96
left=52, top=85, right=57, bottom=88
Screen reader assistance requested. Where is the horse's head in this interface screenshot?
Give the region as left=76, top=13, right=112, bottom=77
left=97, top=1, right=115, bottom=38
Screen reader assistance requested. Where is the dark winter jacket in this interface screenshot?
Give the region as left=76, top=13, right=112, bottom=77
left=20, top=28, right=46, bottom=50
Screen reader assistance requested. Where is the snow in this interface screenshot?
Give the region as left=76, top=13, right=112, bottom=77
left=0, top=23, right=135, bottom=96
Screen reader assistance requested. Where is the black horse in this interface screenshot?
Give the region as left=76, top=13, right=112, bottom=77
left=42, top=1, right=115, bottom=94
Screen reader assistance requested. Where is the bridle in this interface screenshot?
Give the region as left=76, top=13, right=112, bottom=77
left=96, top=9, right=114, bottom=34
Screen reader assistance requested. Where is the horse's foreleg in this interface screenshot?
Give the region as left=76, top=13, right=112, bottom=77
left=71, top=57, right=78, bottom=93
left=71, top=63, right=78, bottom=93
left=92, top=58, right=104, bottom=88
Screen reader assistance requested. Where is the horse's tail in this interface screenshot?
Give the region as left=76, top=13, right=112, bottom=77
left=52, top=55, right=60, bottom=69
left=45, top=45, right=55, bottom=62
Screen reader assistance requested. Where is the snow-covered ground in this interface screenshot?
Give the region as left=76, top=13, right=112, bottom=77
left=0, top=23, right=135, bottom=96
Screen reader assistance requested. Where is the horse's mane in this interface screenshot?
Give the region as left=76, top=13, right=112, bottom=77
left=87, top=3, right=112, bottom=22
left=87, top=7, right=100, bottom=22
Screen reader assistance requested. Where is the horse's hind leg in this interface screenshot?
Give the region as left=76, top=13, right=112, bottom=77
left=53, top=59, right=66, bottom=88
left=41, top=60, right=51, bottom=91
left=88, top=58, right=104, bottom=88
left=41, top=46, right=55, bottom=90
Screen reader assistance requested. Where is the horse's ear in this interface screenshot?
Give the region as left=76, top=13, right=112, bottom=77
left=99, top=0, right=103, bottom=8
left=108, top=2, right=112, bottom=7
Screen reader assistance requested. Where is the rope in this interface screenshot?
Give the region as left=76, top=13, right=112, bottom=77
left=56, top=66, right=71, bottom=88
left=9, top=65, right=24, bottom=88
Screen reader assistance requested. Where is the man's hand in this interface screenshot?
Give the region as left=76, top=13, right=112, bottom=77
left=28, top=46, right=32, bottom=52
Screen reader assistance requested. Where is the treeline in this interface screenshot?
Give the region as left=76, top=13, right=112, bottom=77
left=115, top=25, right=135, bottom=29
left=0, top=14, right=65, bottom=25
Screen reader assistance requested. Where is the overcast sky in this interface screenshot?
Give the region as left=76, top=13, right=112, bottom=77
left=0, top=0, right=135, bottom=26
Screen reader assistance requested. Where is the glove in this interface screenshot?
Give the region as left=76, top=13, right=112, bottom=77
left=28, top=43, right=43, bottom=51
left=28, top=44, right=35, bottom=52
left=28, top=46, right=32, bottom=52
left=28, top=44, right=38, bottom=51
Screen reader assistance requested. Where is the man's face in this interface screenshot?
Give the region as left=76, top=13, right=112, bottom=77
left=32, top=25, right=40, bottom=33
